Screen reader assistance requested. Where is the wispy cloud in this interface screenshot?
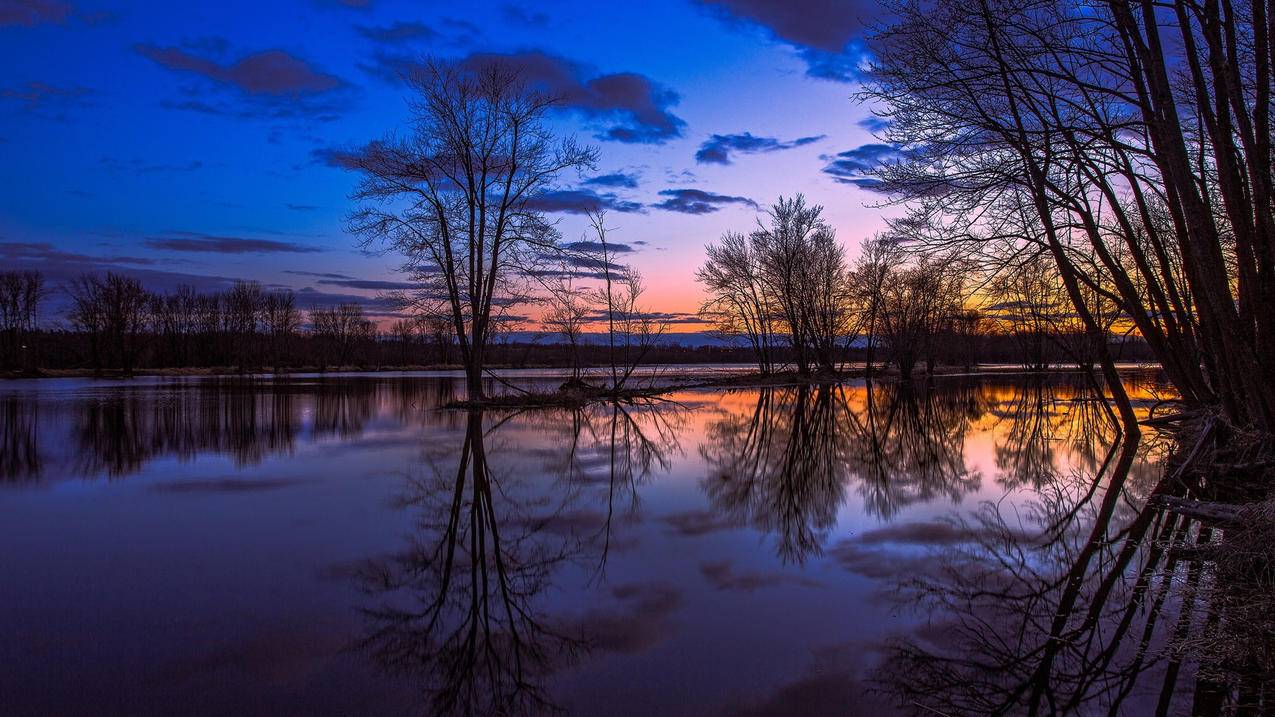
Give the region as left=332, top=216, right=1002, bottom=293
left=526, top=188, right=643, bottom=215
left=820, top=142, right=903, bottom=188
left=583, top=171, right=640, bottom=189
left=695, top=132, right=824, bottom=165
left=145, top=232, right=323, bottom=254
left=652, top=188, right=757, bottom=214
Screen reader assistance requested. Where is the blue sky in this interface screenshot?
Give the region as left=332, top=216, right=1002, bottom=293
left=0, top=0, right=899, bottom=325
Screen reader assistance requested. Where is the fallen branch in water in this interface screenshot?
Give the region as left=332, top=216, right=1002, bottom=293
left=1150, top=495, right=1243, bottom=523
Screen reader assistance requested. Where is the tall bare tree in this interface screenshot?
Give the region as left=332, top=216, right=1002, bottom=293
left=348, top=58, right=597, bottom=400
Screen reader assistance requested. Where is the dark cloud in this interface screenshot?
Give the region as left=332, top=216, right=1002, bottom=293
left=457, top=51, right=685, bottom=144
left=0, top=81, right=92, bottom=118
left=560, top=240, right=635, bottom=254
left=796, top=47, right=866, bottom=83
left=827, top=540, right=938, bottom=580
left=527, top=251, right=631, bottom=281
left=0, top=0, right=72, bottom=26
left=145, top=232, right=323, bottom=254
left=856, top=521, right=978, bottom=545
left=439, top=17, right=481, bottom=42
left=0, top=243, right=246, bottom=309
left=821, top=143, right=903, bottom=187
left=138, top=43, right=351, bottom=122
left=695, top=0, right=878, bottom=81
left=652, top=188, right=758, bottom=214
left=292, top=286, right=403, bottom=312
left=283, top=269, right=353, bottom=280
left=0, top=241, right=156, bottom=268
left=356, top=18, right=482, bottom=82
left=355, top=20, right=434, bottom=43
left=857, top=116, right=890, bottom=133
left=525, top=188, right=643, bottom=215
left=502, top=4, right=549, bottom=27
left=583, top=171, right=640, bottom=189
left=580, top=310, right=702, bottom=325
left=316, top=278, right=422, bottom=291
left=700, top=560, right=822, bottom=592
left=286, top=203, right=319, bottom=211
left=137, top=44, right=343, bottom=96
left=695, top=132, right=824, bottom=165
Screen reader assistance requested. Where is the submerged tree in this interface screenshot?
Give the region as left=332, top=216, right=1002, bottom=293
left=348, top=58, right=597, bottom=400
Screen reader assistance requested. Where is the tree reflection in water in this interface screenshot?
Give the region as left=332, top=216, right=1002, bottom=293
left=869, top=417, right=1272, bottom=714
left=700, top=381, right=988, bottom=562
left=350, top=410, right=578, bottom=715
left=700, top=385, right=850, bottom=563
left=844, top=380, right=983, bottom=520
left=0, top=394, right=39, bottom=481
left=350, top=399, right=685, bottom=715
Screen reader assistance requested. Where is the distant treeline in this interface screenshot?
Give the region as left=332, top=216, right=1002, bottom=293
left=1, top=269, right=1154, bottom=376
left=1, top=270, right=453, bottom=375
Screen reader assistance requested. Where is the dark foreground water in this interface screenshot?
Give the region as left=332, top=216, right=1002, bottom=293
left=0, top=370, right=1207, bottom=715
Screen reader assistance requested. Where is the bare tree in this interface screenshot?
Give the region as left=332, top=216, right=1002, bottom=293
left=0, top=270, right=44, bottom=372
left=874, top=256, right=965, bottom=378
left=311, top=303, right=374, bottom=369
left=986, top=252, right=1062, bottom=371
left=261, top=290, right=299, bottom=373
left=348, top=57, right=597, bottom=400
left=225, top=280, right=264, bottom=374
left=697, top=195, right=855, bottom=376
left=697, top=231, right=777, bottom=374
left=850, top=237, right=899, bottom=378
left=541, top=275, right=591, bottom=383
left=587, top=210, right=667, bottom=391
left=859, top=0, right=1275, bottom=432
left=68, top=273, right=149, bottom=376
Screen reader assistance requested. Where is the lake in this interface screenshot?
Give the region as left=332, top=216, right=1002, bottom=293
left=0, top=370, right=1198, bottom=715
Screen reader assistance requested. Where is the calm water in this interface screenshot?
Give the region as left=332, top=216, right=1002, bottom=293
left=0, top=371, right=1197, bottom=715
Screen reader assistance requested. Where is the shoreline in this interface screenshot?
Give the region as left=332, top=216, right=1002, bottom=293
left=2, top=362, right=1164, bottom=382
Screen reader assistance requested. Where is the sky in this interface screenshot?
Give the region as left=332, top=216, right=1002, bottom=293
left=0, top=0, right=901, bottom=330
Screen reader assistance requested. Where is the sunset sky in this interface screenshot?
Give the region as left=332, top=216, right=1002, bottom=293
left=0, top=0, right=899, bottom=329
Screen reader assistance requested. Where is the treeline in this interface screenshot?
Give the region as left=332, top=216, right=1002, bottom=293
left=3, top=270, right=458, bottom=375
left=3, top=267, right=1155, bottom=377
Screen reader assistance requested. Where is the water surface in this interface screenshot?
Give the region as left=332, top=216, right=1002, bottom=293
left=0, top=371, right=1194, bottom=715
